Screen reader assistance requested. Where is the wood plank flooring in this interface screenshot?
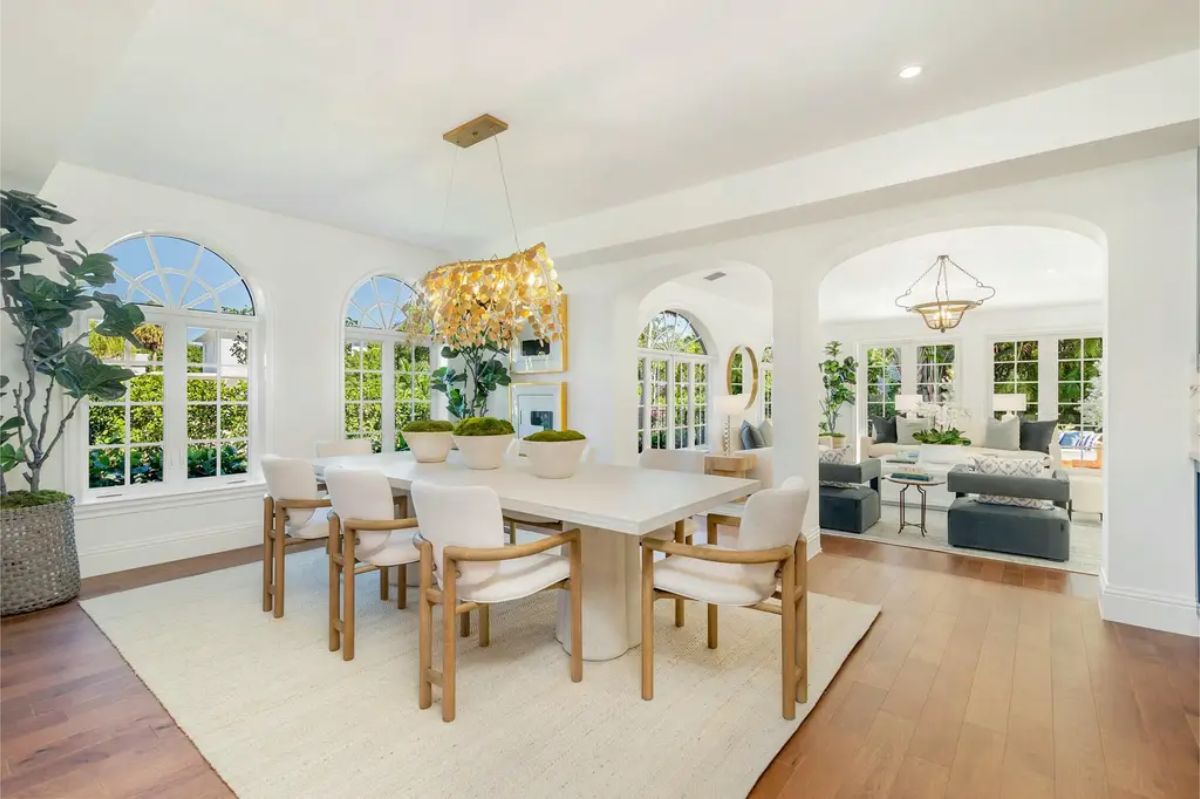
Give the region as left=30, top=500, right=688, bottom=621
left=2, top=535, right=1196, bottom=798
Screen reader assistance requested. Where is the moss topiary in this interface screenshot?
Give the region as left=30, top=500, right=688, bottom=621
left=453, top=417, right=515, bottom=436
left=401, top=419, right=454, bottom=433
left=0, top=490, right=71, bottom=510
left=523, top=429, right=586, bottom=442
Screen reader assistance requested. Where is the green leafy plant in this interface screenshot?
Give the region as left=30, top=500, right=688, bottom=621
left=524, top=429, right=585, bottom=442
left=1, top=191, right=145, bottom=498
left=819, top=341, right=858, bottom=435
left=912, top=428, right=972, bottom=446
left=401, top=419, right=454, bottom=433
left=452, top=416, right=514, bottom=436
left=431, top=344, right=511, bottom=420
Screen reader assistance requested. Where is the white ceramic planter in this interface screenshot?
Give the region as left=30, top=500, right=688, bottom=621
left=524, top=439, right=587, bottom=479
left=404, top=431, right=454, bottom=463
left=452, top=434, right=514, bottom=470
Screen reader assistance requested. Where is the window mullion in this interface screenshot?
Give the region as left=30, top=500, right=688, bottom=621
left=163, top=316, right=188, bottom=488
left=382, top=340, right=396, bottom=452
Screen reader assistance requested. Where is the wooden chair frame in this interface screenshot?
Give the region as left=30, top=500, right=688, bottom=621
left=418, top=529, right=583, bottom=722
left=262, top=495, right=332, bottom=619
left=640, top=512, right=808, bottom=719
left=327, top=512, right=420, bottom=661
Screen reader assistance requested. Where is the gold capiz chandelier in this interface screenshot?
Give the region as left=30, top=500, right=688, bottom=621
left=894, top=254, right=995, bottom=333
left=419, top=242, right=562, bottom=350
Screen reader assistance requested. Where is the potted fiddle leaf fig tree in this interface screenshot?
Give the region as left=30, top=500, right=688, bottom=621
left=1, top=190, right=145, bottom=615
left=819, top=341, right=857, bottom=448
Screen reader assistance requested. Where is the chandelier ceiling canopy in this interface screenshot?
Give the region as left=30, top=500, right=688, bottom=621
left=894, top=254, right=995, bottom=332
left=403, top=114, right=563, bottom=352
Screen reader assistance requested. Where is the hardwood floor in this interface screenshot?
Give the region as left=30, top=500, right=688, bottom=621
left=2, top=536, right=1196, bottom=798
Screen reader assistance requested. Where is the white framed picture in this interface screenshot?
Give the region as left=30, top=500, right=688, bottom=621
left=510, top=295, right=568, bottom=374
left=509, top=382, right=568, bottom=438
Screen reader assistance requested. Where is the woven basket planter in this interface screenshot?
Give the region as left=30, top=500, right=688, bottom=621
left=1, top=496, right=80, bottom=615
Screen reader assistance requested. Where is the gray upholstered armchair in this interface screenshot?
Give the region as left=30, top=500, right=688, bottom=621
left=818, top=458, right=882, bottom=534
left=945, top=464, right=1071, bottom=561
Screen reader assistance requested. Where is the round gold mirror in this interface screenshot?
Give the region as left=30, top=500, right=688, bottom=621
left=726, top=346, right=760, bottom=408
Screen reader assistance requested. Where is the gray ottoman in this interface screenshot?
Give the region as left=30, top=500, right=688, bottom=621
left=946, top=497, right=1070, bottom=561
left=820, top=485, right=881, bottom=534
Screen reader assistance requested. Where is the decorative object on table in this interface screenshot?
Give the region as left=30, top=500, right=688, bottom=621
left=868, top=415, right=897, bottom=444
left=889, top=469, right=933, bottom=482
left=895, top=416, right=931, bottom=445
left=894, top=393, right=922, bottom=418
left=715, top=394, right=746, bottom=455
left=992, top=392, right=1027, bottom=420
left=1018, top=418, right=1059, bottom=455
left=739, top=420, right=765, bottom=450
left=910, top=396, right=972, bottom=446
left=818, top=341, right=857, bottom=439
left=511, top=294, right=569, bottom=374
left=726, top=345, right=759, bottom=408
left=893, top=253, right=995, bottom=332
left=982, top=415, right=1020, bottom=450
left=398, top=115, right=562, bottom=419
left=523, top=429, right=588, bottom=479
left=508, top=381, right=567, bottom=439
left=0, top=191, right=146, bottom=615
left=400, top=419, right=455, bottom=463
left=451, top=417, right=515, bottom=470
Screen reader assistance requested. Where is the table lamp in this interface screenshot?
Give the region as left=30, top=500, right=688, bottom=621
left=993, top=393, right=1027, bottom=419
left=895, top=393, right=922, bottom=418
left=715, top=394, right=747, bottom=455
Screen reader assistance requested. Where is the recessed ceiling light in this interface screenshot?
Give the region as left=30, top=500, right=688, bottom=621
left=898, top=65, right=923, bottom=79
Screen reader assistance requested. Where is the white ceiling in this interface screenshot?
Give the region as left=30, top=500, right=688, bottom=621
left=819, top=226, right=1104, bottom=321
left=5, top=1, right=1197, bottom=252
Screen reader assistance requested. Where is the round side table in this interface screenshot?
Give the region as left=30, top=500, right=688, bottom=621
left=884, top=476, right=946, bottom=537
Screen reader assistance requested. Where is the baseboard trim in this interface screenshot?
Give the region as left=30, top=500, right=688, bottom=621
left=79, top=522, right=261, bottom=578
left=805, top=525, right=822, bottom=559
left=1099, top=569, right=1199, bottom=637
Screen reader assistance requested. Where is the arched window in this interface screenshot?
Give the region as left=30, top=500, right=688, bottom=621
left=636, top=310, right=712, bottom=452
left=84, top=234, right=258, bottom=495
left=342, top=275, right=433, bottom=452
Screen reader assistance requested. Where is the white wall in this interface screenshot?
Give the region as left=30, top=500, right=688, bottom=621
left=562, top=151, right=1198, bottom=636
left=820, top=302, right=1105, bottom=444
left=14, top=163, right=443, bottom=575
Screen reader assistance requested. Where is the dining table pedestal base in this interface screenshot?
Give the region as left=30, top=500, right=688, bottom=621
left=555, top=525, right=641, bottom=661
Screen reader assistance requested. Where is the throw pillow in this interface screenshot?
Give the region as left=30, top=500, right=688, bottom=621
left=896, top=416, right=930, bottom=445
left=739, top=420, right=765, bottom=450
left=1019, top=418, right=1058, bottom=454
left=819, top=446, right=856, bottom=488
left=869, top=415, right=897, bottom=444
left=982, top=416, right=1020, bottom=450
left=970, top=454, right=1053, bottom=509
left=758, top=418, right=774, bottom=447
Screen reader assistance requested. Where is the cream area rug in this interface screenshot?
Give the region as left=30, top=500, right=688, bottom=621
left=823, top=504, right=1101, bottom=575
left=81, top=548, right=878, bottom=799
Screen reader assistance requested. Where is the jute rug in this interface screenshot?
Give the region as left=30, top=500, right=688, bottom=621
left=81, top=549, right=879, bottom=798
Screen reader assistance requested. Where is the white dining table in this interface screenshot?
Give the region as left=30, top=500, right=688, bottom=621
left=311, top=452, right=758, bottom=660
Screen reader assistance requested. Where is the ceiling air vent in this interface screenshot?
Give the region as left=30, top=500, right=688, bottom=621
left=703, top=271, right=726, bottom=282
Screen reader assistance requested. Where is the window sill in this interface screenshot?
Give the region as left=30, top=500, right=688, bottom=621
left=74, top=480, right=267, bottom=520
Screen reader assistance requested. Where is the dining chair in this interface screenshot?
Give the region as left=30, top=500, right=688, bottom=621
left=261, top=455, right=333, bottom=619
left=637, top=448, right=703, bottom=627
left=316, top=438, right=410, bottom=516
left=411, top=480, right=582, bottom=722
left=640, top=476, right=811, bottom=719
left=324, top=467, right=421, bottom=661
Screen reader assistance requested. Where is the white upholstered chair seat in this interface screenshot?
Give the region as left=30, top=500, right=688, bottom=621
left=456, top=553, right=570, bottom=603
left=358, top=531, right=421, bottom=567
left=652, top=547, right=776, bottom=606
left=286, top=505, right=334, bottom=539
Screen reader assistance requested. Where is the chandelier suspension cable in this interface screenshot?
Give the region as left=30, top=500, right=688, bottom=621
left=893, top=258, right=940, bottom=309
left=943, top=255, right=996, bottom=300
left=493, top=136, right=521, bottom=252
left=436, top=147, right=461, bottom=259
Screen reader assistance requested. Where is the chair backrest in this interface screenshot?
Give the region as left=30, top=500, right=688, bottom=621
left=324, top=467, right=396, bottom=556
left=315, top=439, right=373, bottom=458
left=735, top=476, right=811, bottom=597
left=410, top=480, right=504, bottom=587
left=262, top=455, right=320, bottom=526
left=638, top=449, right=706, bottom=474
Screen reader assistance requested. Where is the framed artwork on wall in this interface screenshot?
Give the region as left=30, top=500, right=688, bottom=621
left=510, top=295, right=568, bottom=374
left=509, top=381, right=568, bottom=438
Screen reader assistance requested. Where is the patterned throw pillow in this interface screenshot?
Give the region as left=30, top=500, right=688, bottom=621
left=819, top=447, right=857, bottom=488
left=970, top=455, right=1053, bottom=509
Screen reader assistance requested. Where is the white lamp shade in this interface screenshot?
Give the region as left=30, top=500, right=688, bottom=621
left=894, top=393, right=922, bottom=413
left=993, top=393, right=1028, bottom=413
left=715, top=394, right=746, bottom=416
